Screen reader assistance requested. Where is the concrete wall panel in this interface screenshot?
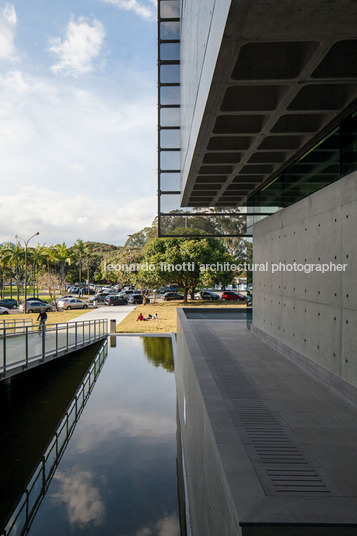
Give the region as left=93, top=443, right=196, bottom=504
left=253, top=171, right=357, bottom=390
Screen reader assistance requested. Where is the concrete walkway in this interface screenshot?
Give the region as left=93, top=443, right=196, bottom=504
left=69, top=304, right=136, bottom=326
left=176, top=311, right=357, bottom=534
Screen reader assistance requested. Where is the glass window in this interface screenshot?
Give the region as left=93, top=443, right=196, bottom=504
left=160, top=107, right=180, bottom=127
left=160, top=173, right=181, bottom=191
left=160, top=0, right=180, bottom=19
left=160, top=150, right=180, bottom=170
left=341, top=112, right=357, bottom=177
left=160, top=43, right=180, bottom=61
left=160, top=86, right=180, bottom=105
left=160, top=194, right=182, bottom=213
left=160, top=21, right=180, bottom=40
left=160, top=64, right=180, bottom=84
left=160, top=129, right=180, bottom=148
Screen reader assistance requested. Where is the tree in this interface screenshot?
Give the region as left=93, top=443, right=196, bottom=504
left=4, top=242, right=24, bottom=302
left=139, top=236, right=235, bottom=302
left=37, top=273, right=61, bottom=307
left=72, top=239, right=89, bottom=283
left=142, top=337, right=174, bottom=373
left=28, top=244, right=47, bottom=297
left=52, top=243, right=71, bottom=284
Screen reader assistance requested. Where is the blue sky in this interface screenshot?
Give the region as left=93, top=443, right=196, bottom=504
left=0, top=0, right=158, bottom=246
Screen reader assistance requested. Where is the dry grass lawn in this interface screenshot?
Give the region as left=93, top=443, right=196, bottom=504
left=4, top=309, right=90, bottom=326
left=116, top=299, right=246, bottom=334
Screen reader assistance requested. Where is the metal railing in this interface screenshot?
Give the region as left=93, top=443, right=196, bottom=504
left=0, top=319, right=108, bottom=380
left=2, top=339, right=108, bottom=536
left=0, top=318, right=33, bottom=333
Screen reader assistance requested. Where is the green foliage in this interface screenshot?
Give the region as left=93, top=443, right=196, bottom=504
left=139, top=236, right=235, bottom=301
left=142, top=337, right=174, bottom=373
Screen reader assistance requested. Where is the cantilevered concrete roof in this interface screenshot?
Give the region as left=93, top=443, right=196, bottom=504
left=181, top=0, right=357, bottom=207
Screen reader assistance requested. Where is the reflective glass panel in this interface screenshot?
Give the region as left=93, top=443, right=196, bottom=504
left=160, top=42, right=180, bottom=61
left=160, top=0, right=180, bottom=19
left=160, top=129, right=180, bottom=148
left=160, top=107, right=180, bottom=127
left=160, top=21, right=180, bottom=40
left=160, top=85, right=180, bottom=105
left=160, top=150, right=180, bottom=170
left=160, top=173, right=181, bottom=191
left=160, top=64, right=180, bottom=84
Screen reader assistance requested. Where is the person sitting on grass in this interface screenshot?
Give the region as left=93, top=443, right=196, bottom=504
left=136, top=312, right=145, bottom=321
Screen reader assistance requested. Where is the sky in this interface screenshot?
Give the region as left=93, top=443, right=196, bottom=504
left=0, top=0, right=158, bottom=247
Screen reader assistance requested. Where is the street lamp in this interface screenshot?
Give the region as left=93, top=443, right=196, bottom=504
left=15, top=232, right=40, bottom=313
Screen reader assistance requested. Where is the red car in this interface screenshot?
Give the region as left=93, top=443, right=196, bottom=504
left=221, top=291, right=246, bottom=301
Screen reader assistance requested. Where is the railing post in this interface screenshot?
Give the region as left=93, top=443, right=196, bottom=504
left=25, top=326, right=29, bottom=367
left=42, top=325, right=46, bottom=360
left=3, top=328, right=6, bottom=375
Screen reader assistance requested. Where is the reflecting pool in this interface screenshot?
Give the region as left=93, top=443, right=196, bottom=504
left=1, top=335, right=180, bottom=536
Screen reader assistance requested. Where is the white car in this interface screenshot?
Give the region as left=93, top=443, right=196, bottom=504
left=0, top=306, right=9, bottom=315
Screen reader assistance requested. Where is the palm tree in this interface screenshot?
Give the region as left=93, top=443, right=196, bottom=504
left=72, top=239, right=89, bottom=284
left=5, top=242, right=24, bottom=302
left=52, top=243, right=72, bottom=285
left=0, top=246, right=12, bottom=299
left=28, top=244, right=47, bottom=297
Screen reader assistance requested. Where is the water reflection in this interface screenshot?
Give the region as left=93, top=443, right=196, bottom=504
left=52, top=469, right=106, bottom=527
left=25, top=336, right=180, bottom=536
left=143, top=336, right=174, bottom=372
left=0, top=340, right=107, bottom=535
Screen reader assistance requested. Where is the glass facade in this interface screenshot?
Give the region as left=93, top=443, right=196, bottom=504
left=157, top=0, right=263, bottom=238
left=247, top=110, right=357, bottom=232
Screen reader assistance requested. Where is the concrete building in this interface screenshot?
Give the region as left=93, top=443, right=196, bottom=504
left=158, top=1, right=357, bottom=534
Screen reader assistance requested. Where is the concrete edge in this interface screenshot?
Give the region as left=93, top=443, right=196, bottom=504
left=251, top=324, right=357, bottom=409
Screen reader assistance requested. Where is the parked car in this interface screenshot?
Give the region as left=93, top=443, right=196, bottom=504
left=67, top=286, right=79, bottom=293
left=89, top=294, right=108, bottom=306
left=58, top=298, right=88, bottom=310
left=118, top=290, right=142, bottom=300
left=79, top=287, right=96, bottom=295
left=22, top=297, right=48, bottom=304
left=163, top=292, right=184, bottom=301
left=159, top=287, right=178, bottom=295
left=97, top=289, right=117, bottom=295
left=52, top=294, right=76, bottom=305
left=0, top=306, right=10, bottom=315
left=199, top=291, right=220, bottom=300
left=19, top=302, right=54, bottom=313
left=221, top=291, right=246, bottom=301
left=104, top=295, right=128, bottom=306
left=0, top=298, right=17, bottom=309
left=127, top=294, right=149, bottom=305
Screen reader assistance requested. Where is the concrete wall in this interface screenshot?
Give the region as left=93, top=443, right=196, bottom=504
left=176, top=311, right=256, bottom=536
left=180, top=0, right=231, bottom=191
left=252, top=171, right=357, bottom=392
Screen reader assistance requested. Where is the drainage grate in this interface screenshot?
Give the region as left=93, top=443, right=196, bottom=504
left=193, top=324, right=341, bottom=497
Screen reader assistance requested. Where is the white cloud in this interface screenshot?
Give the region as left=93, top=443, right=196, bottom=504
left=0, top=70, right=157, bottom=245
left=49, top=17, right=105, bottom=77
left=102, top=0, right=156, bottom=21
left=0, top=187, right=156, bottom=245
left=52, top=469, right=105, bottom=526
left=135, top=514, right=180, bottom=536
left=0, top=3, right=17, bottom=61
